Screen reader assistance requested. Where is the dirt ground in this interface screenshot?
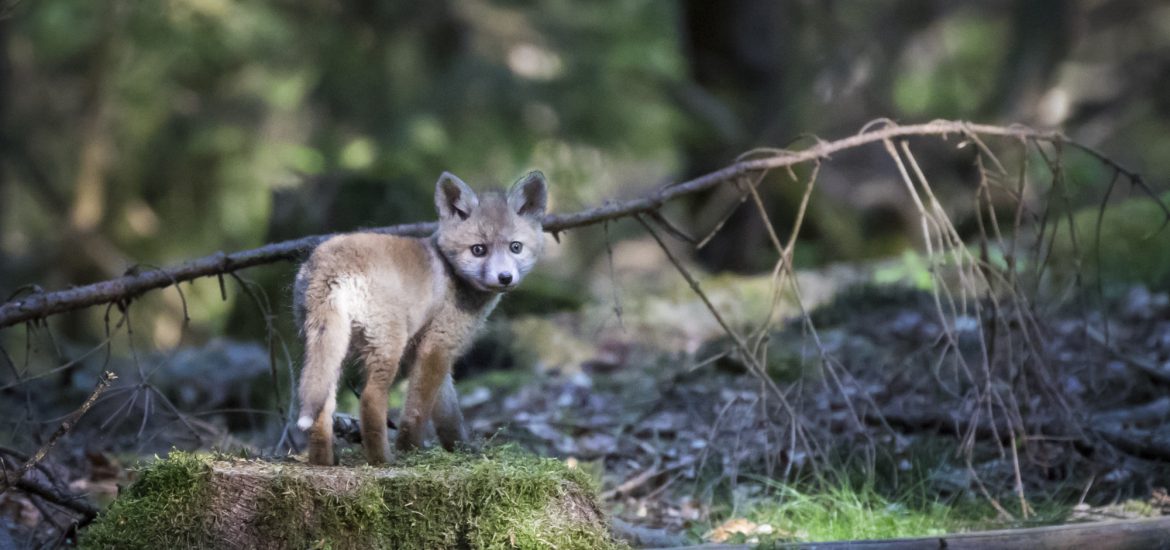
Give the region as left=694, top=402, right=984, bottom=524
left=2, top=263, right=1170, bottom=547
left=456, top=278, right=1170, bottom=539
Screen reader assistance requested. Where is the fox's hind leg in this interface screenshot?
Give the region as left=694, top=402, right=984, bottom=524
left=298, top=307, right=351, bottom=466
left=359, top=326, right=407, bottom=465
left=431, top=373, right=467, bottom=451
left=307, top=393, right=337, bottom=465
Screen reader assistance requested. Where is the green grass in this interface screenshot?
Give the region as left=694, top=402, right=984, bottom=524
left=700, top=453, right=1077, bottom=547
left=688, top=435, right=1081, bottom=545
left=739, top=482, right=967, bottom=544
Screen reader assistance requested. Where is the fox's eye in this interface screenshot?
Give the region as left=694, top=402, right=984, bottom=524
left=509, top=241, right=523, bottom=254
left=470, top=244, right=487, bottom=257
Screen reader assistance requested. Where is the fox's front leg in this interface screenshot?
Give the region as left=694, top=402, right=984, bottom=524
left=398, top=343, right=453, bottom=452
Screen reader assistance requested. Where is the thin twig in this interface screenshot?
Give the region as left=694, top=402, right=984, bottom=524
left=0, top=371, right=116, bottom=493
left=228, top=272, right=288, bottom=421
left=634, top=214, right=813, bottom=468
left=600, top=454, right=663, bottom=500
left=602, top=220, right=625, bottom=329
left=634, top=215, right=796, bottom=414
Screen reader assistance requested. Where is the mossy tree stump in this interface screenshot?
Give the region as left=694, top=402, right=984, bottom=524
left=82, top=448, right=621, bottom=549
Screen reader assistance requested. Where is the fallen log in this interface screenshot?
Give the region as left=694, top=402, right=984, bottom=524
left=650, top=516, right=1170, bottom=549
left=873, top=403, right=1170, bottom=462
left=1094, top=426, right=1170, bottom=462
left=81, top=448, right=619, bottom=549
left=1092, top=397, right=1170, bottom=428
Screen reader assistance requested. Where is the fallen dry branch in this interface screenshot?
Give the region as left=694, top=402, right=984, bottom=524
left=610, top=518, right=690, bottom=548
left=652, top=516, right=1170, bottom=549
left=1094, top=426, right=1170, bottom=462
left=0, top=371, right=116, bottom=494
left=1091, top=397, right=1170, bottom=428
left=0, top=447, right=99, bottom=526
left=3, top=120, right=1162, bottom=330
left=873, top=402, right=1170, bottom=463
left=1088, top=328, right=1170, bottom=385
left=11, top=476, right=99, bottom=525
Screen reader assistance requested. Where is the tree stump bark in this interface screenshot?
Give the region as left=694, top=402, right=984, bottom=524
left=81, top=449, right=618, bottom=549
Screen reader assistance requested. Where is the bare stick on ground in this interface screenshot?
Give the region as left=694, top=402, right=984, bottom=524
left=11, top=476, right=100, bottom=525
left=0, top=370, right=116, bottom=494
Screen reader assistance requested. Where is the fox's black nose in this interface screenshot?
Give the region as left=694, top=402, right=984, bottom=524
left=498, top=272, right=513, bottom=285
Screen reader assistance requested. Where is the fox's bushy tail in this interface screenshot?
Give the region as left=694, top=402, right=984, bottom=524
left=296, top=304, right=350, bottom=430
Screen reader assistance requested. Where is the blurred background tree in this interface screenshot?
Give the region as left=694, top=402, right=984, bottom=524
left=1, top=0, right=1168, bottom=348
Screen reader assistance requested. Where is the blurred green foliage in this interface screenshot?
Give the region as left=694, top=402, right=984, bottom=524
left=1, top=0, right=688, bottom=345
left=1, top=0, right=1168, bottom=348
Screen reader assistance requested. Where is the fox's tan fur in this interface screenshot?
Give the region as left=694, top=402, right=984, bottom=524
left=295, top=171, right=548, bottom=465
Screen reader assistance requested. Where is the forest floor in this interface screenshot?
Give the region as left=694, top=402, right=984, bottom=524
left=3, top=253, right=1170, bottom=547
left=448, top=251, right=1170, bottom=545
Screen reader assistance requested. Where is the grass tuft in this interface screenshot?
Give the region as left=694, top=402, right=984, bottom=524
left=743, top=482, right=958, bottom=544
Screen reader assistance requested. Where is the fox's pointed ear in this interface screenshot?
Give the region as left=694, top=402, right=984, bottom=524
left=435, top=172, right=478, bottom=220
left=508, top=171, right=548, bottom=221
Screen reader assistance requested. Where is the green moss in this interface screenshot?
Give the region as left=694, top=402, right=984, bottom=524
left=810, top=282, right=933, bottom=328
left=82, top=446, right=622, bottom=550
left=254, top=473, right=400, bottom=548
left=1050, top=191, right=1170, bottom=292
left=81, top=452, right=214, bottom=549
left=696, top=333, right=824, bottom=383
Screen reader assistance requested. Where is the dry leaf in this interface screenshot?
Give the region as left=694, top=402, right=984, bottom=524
left=705, top=518, right=778, bottom=543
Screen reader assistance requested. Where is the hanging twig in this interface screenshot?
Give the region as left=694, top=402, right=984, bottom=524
left=633, top=213, right=813, bottom=467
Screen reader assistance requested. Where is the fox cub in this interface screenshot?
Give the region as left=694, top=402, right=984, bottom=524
left=295, top=171, right=548, bottom=465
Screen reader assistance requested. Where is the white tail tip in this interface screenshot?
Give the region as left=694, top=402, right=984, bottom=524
left=296, top=416, right=313, bottom=430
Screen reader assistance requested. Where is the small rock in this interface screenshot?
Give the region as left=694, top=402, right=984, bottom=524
left=460, top=386, right=492, bottom=408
